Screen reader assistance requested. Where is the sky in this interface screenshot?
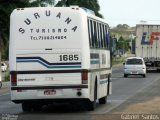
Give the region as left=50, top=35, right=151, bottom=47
left=99, top=0, right=160, bottom=27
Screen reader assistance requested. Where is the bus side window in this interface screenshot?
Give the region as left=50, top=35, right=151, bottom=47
left=88, top=19, right=92, bottom=48
left=95, top=22, right=99, bottom=48
left=98, top=23, right=101, bottom=48
left=99, top=23, right=103, bottom=48
left=90, top=20, right=94, bottom=48
left=105, top=25, right=109, bottom=49
left=103, top=25, right=107, bottom=48
left=92, top=20, right=95, bottom=48
left=103, top=24, right=107, bottom=48
left=101, top=24, right=105, bottom=48
left=97, top=22, right=100, bottom=48
left=94, top=21, right=99, bottom=48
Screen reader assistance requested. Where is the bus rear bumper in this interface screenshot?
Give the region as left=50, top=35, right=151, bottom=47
left=11, top=87, right=89, bottom=103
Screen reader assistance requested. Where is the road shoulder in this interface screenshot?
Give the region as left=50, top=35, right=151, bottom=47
left=110, top=78, right=160, bottom=113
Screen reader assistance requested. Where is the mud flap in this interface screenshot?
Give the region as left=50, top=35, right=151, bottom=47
left=107, top=79, right=112, bottom=95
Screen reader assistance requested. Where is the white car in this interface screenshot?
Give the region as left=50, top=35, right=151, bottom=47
left=1, top=62, right=7, bottom=72
left=123, top=57, right=146, bottom=78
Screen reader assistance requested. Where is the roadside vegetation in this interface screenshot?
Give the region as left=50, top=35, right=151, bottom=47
left=112, top=57, right=126, bottom=67
left=4, top=72, right=9, bottom=82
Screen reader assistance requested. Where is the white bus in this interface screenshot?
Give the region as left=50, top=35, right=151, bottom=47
left=9, top=6, right=112, bottom=111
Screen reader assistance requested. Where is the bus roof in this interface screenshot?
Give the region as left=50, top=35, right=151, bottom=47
left=11, top=6, right=109, bottom=26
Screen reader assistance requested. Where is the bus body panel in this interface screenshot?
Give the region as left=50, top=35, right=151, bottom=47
left=90, top=49, right=111, bottom=99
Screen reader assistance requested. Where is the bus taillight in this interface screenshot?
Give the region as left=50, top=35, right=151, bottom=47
left=81, top=70, right=88, bottom=84
left=11, top=73, right=17, bottom=86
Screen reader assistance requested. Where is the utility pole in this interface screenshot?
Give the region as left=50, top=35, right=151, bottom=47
left=131, top=34, right=133, bottom=54
left=129, top=33, right=134, bottom=54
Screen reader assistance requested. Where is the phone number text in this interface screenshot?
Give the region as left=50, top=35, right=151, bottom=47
left=30, top=36, right=67, bottom=40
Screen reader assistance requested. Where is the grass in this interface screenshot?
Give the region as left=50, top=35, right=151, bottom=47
left=112, top=57, right=126, bottom=66
left=3, top=71, right=10, bottom=82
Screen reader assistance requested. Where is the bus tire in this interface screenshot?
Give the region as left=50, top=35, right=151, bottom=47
left=99, top=96, right=107, bottom=104
left=22, top=102, right=32, bottom=112
left=142, top=74, right=146, bottom=78
left=32, top=104, right=42, bottom=111
left=157, top=69, right=160, bottom=72
left=124, top=74, right=128, bottom=78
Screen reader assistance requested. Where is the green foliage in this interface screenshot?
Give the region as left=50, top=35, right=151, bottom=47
left=30, top=0, right=55, bottom=7
left=116, top=24, right=130, bottom=29
left=56, top=0, right=103, bottom=18
left=4, top=72, right=10, bottom=82
left=111, top=24, right=136, bottom=53
left=111, top=24, right=135, bottom=40
left=112, top=57, right=125, bottom=66
left=117, top=36, right=129, bottom=51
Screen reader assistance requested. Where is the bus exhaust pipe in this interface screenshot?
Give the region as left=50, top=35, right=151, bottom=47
left=77, top=91, right=82, bottom=96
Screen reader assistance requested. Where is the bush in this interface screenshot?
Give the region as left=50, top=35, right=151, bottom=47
left=112, top=57, right=125, bottom=66
left=4, top=72, right=10, bottom=82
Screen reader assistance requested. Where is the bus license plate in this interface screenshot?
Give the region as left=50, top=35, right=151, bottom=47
left=132, top=71, right=137, bottom=74
left=44, top=89, right=56, bottom=95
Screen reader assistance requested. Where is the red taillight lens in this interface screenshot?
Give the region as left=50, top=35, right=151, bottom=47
left=11, top=73, right=17, bottom=86
left=81, top=70, right=88, bottom=84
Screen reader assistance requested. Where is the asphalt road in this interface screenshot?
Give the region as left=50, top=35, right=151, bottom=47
left=0, top=66, right=160, bottom=120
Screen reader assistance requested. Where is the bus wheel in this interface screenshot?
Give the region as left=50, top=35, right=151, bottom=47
left=22, top=102, right=32, bottom=112
left=124, top=74, right=128, bottom=78
left=142, top=74, right=146, bottom=78
left=99, top=96, right=107, bottom=104
left=32, top=104, right=42, bottom=111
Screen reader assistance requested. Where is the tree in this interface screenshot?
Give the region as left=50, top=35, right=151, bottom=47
left=30, top=0, right=55, bottom=7
left=116, top=24, right=130, bottom=29
left=56, top=0, right=103, bottom=18
left=117, top=36, right=129, bottom=52
left=0, top=0, right=28, bottom=59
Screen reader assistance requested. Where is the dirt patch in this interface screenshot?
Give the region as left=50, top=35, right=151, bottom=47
left=110, top=78, right=160, bottom=114
left=114, top=97, right=160, bottom=114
